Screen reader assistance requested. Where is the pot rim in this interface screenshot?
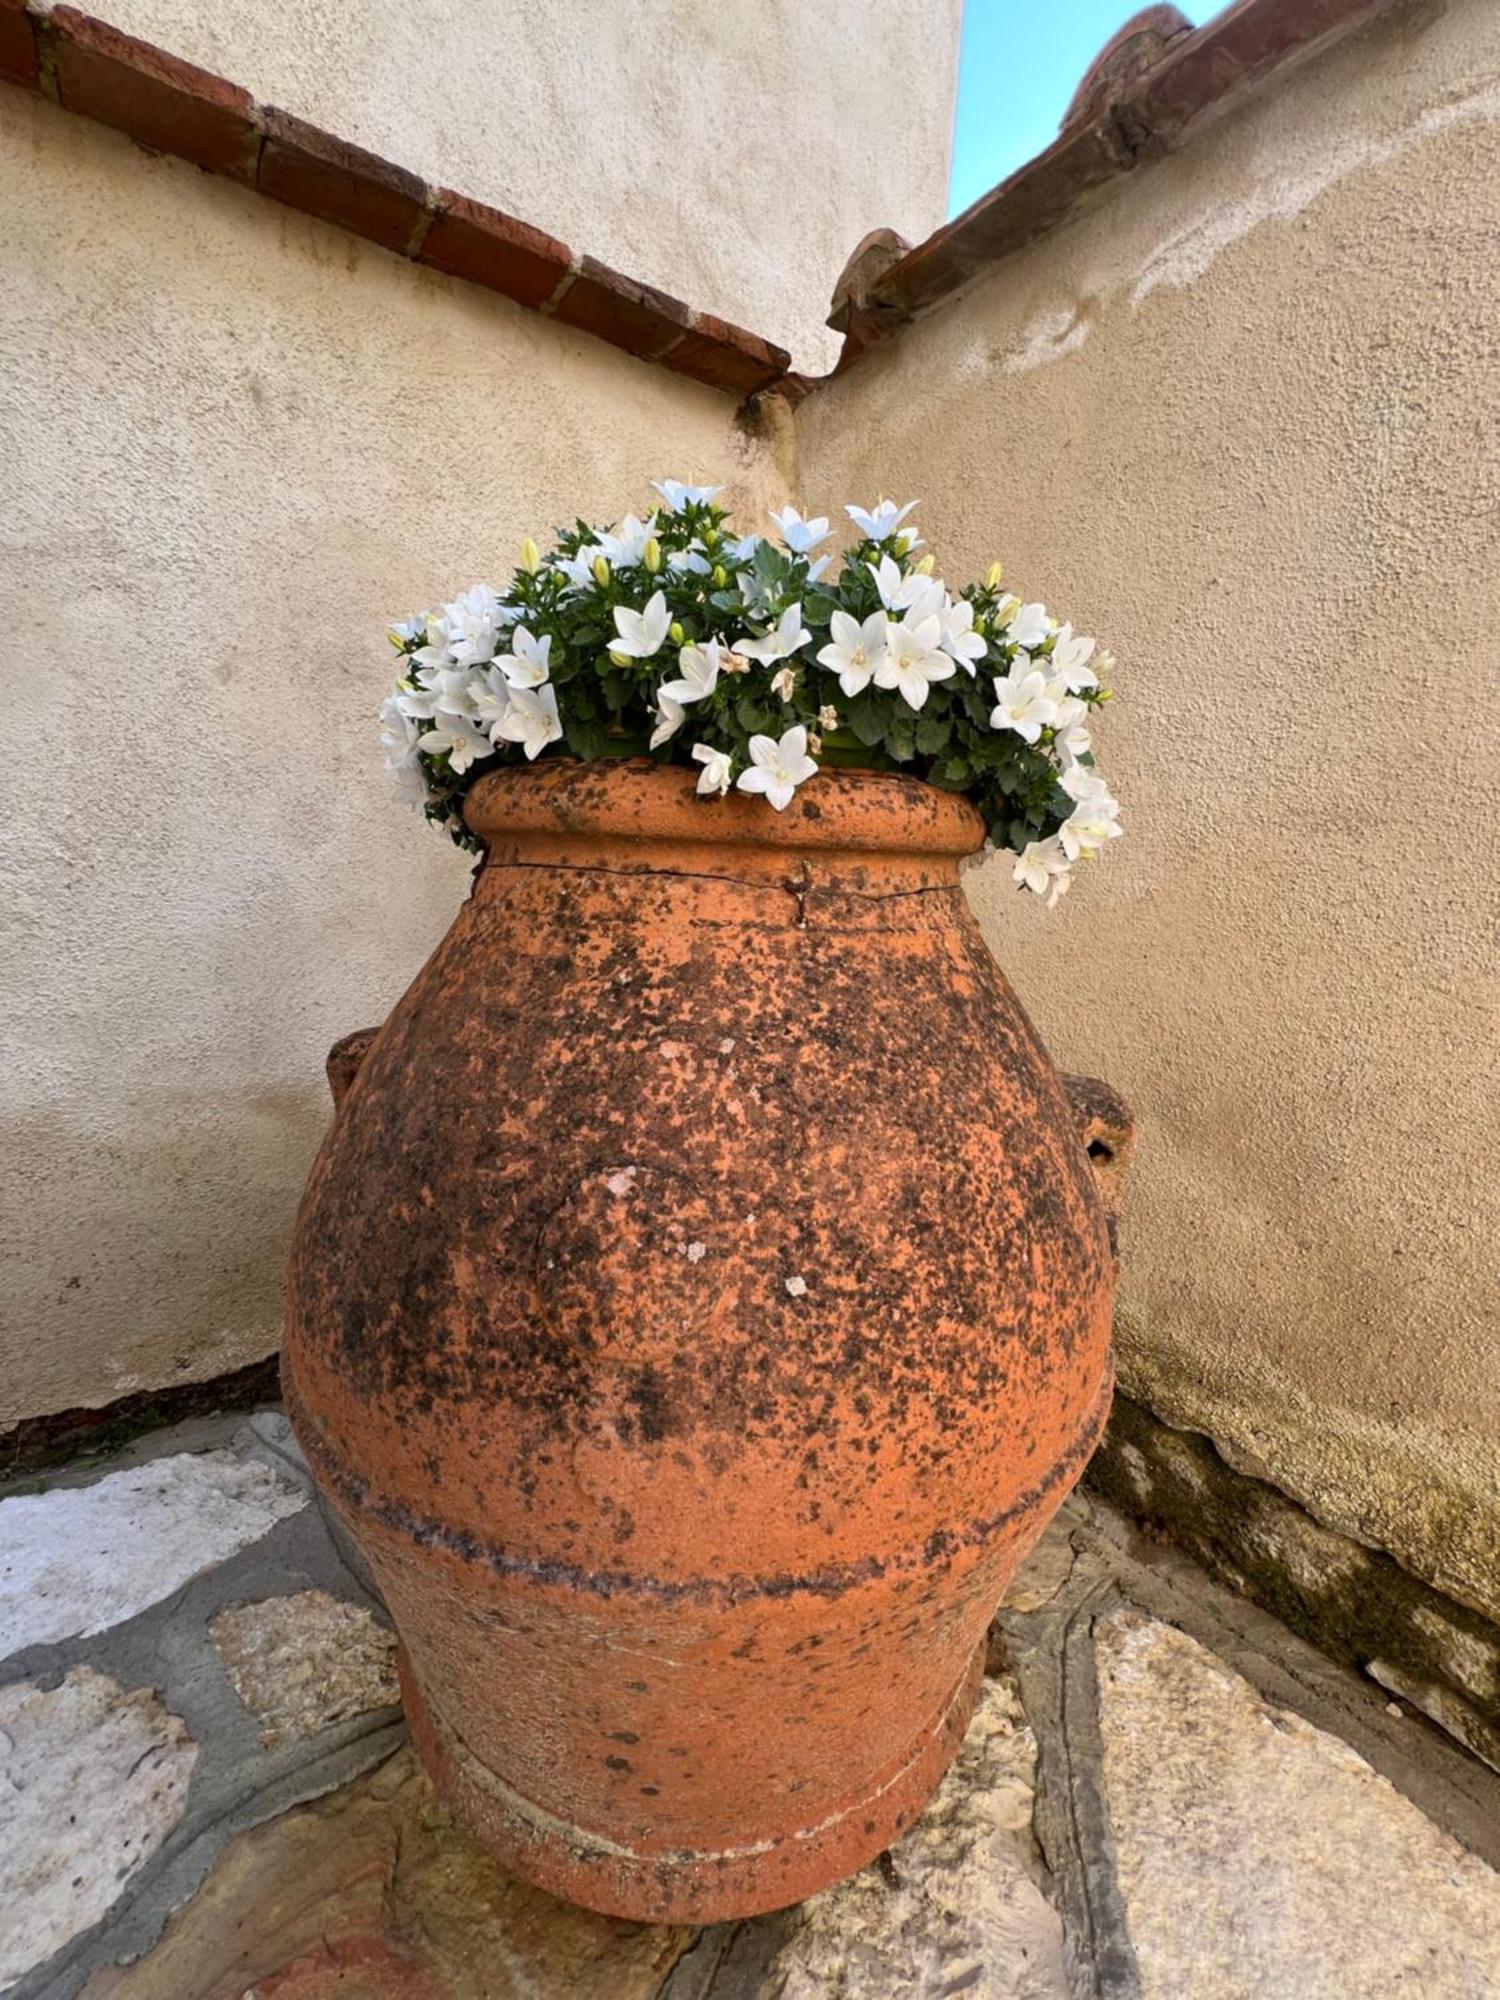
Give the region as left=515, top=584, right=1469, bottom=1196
left=462, top=757, right=986, bottom=860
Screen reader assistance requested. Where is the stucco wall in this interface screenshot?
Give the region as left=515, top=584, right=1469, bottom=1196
left=798, top=3, right=1500, bottom=1620
left=78, top=0, right=961, bottom=375
left=0, top=90, right=777, bottom=1427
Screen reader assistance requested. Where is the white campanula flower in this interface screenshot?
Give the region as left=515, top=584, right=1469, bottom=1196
left=389, top=614, right=425, bottom=645
left=1059, top=767, right=1123, bottom=860
left=649, top=691, right=686, bottom=749
left=999, top=599, right=1050, bottom=651
left=769, top=505, right=832, bottom=556
left=990, top=666, right=1058, bottom=744
left=940, top=599, right=987, bottom=674
left=411, top=615, right=455, bottom=677
left=816, top=608, right=889, bottom=697
left=554, top=547, right=602, bottom=591
left=1048, top=695, right=1093, bottom=766
left=494, top=684, right=563, bottom=761
left=469, top=663, right=513, bottom=738
left=875, top=615, right=954, bottom=711
left=737, top=569, right=775, bottom=618
left=847, top=499, right=921, bottom=546
left=418, top=711, right=494, bottom=775
left=736, top=725, right=819, bottom=811
left=597, top=513, right=658, bottom=568
left=669, top=546, right=713, bottom=576
left=501, top=626, right=552, bottom=689
left=446, top=585, right=505, bottom=668
left=1047, top=624, right=1098, bottom=693
left=738, top=603, right=812, bottom=665
left=660, top=639, right=723, bottom=706
left=725, top=533, right=762, bottom=563
left=379, top=696, right=421, bottom=769
left=653, top=479, right=724, bottom=513
left=691, top=743, right=733, bottom=796
left=612, top=591, right=671, bottom=660
left=1013, top=837, right=1072, bottom=908
left=771, top=665, right=798, bottom=703
left=397, top=666, right=478, bottom=721
left=867, top=554, right=943, bottom=624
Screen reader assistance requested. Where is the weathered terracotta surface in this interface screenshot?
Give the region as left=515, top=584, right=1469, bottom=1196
left=283, top=760, right=1124, bottom=1923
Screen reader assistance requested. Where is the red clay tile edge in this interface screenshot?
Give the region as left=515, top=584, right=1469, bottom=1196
left=7, top=0, right=1399, bottom=399
left=832, top=0, right=1402, bottom=372
left=10, top=3, right=791, bottom=400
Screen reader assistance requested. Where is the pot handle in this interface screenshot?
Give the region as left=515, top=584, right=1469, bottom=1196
left=1060, top=1072, right=1135, bottom=1250
left=325, top=1026, right=383, bottom=1109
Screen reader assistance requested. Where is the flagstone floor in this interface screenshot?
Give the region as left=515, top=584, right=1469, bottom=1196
left=4, top=1408, right=1500, bottom=2000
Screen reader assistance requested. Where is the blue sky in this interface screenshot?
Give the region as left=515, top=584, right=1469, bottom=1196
left=949, top=1, right=1213, bottom=215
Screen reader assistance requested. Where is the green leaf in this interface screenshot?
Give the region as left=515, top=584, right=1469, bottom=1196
left=915, top=714, right=951, bottom=755
left=736, top=696, right=773, bottom=734
left=844, top=692, right=887, bottom=748
left=562, top=714, right=607, bottom=760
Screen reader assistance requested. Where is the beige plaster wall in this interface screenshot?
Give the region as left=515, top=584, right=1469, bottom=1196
left=798, top=3, right=1500, bottom=1619
left=80, top=0, right=961, bottom=374
left=0, top=90, right=776, bottom=1427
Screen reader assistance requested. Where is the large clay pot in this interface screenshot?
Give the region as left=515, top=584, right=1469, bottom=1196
left=283, top=760, right=1131, bottom=1923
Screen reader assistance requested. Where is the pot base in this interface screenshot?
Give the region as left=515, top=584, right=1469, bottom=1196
left=398, top=1636, right=987, bottom=1924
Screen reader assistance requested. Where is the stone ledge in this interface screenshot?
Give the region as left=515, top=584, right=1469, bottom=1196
left=1087, top=1391, right=1500, bottom=1776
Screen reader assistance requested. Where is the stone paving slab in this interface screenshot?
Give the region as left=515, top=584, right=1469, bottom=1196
left=1096, top=1609, right=1500, bottom=2000
left=6, top=1411, right=1500, bottom=1999
left=0, top=1450, right=306, bottom=1655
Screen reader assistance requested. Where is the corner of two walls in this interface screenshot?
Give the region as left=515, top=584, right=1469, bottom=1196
left=790, top=0, right=1500, bottom=1644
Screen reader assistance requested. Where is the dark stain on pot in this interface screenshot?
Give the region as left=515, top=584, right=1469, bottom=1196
left=284, top=761, right=1128, bottom=1924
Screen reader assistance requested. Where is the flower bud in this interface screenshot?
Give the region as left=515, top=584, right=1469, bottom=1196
left=986, top=561, right=1004, bottom=590
left=712, top=564, right=728, bottom=589
left=593, top=555, right=611, bottom=588
left=669, top=621, right=686, bottom=645
left=973, top=615, right=989, bottom=637
left=609, top=648, right=632, bottom=667
left=644, top=537, right=662, bottom=574
left=702, top=527, right=719, bottom=549
left=520, top=537, right=541, bottom=575
left=915, top=553, right=935, bottom=575
left=894, top=535, right=912, bottom=558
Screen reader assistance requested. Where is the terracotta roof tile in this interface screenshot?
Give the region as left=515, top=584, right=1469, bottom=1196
left=45, top=7, right=257, bottom=179
left=840, top=0, right=1401, bottom=374
left=0, top=0, right=39, bottom=89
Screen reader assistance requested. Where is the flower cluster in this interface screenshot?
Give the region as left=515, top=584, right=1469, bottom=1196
left=382, top=484, right=1122, bottom=905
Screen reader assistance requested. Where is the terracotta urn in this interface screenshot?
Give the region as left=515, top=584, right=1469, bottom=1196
left=283, top=759, right=1132, bottom=1923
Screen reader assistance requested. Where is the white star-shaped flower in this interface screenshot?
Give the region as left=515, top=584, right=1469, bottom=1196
left=613, top=591, right=671, bottom=660
left=1013, top=837, right=1072, bottom=908
left=940, top=599, right=987, bottom=674
left=660, top=640, right=723, bottom=706
left=735, top=725, right=819, bottom=811
left=649, top=691, right=686, bottom=748
left=875, top=615, right=955, bottom=711
left=989, top=667, right=1058, bottom=743
left=738, top=603, right=812, bottom=665
left=691, top=743, right=733, bottom=796
left=816, top=609, right=890, bottom=697
left=500, top=626, right=552, bottom=689
left=417, top=711, right=494, bottom=775
left=769, top=505, right=832, bottom=556
left=493, top=684, right=562, bottom=761
left=1047, top=623, right=1098, bottom=693
left=846, top=499, right=921, bottom=545
left=653, top=480, right=724, bottom=512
